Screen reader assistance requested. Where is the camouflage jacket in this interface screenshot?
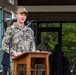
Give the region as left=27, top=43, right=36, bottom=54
left=2, top=24, right=36, bottom=56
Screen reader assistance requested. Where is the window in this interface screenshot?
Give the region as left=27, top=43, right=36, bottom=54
left=4, top=11, right=11, bottom=28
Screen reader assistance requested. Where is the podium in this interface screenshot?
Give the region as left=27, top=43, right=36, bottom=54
left=12, top=51, right=51, bottom=75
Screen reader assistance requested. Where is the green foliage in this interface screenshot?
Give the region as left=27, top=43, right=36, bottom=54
left=40, top=23, right=76, bottom=61
left=41, top=32, right=58, bottom=50
left=62, top=23, right=76, bottom=61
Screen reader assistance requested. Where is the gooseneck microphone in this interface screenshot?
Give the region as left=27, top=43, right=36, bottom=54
left=25, top=20, right=36, bottom=25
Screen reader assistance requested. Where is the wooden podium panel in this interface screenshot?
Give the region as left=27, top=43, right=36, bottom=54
left=12, top=51, right=51, bottom=75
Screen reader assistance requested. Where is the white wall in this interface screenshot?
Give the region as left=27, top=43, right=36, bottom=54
left=1, top=0, right=76, bottom=13
left=18, top=6, right=76, bottom=12
left=0, top=0, right=17, bottom=12
left=0, top=0, right=18, bottom=19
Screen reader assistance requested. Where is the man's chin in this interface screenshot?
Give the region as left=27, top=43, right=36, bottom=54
left=20, top=21, right=25, bottom=23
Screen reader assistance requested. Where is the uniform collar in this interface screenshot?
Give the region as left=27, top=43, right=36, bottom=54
left=15, top=24, right=26, bottom=30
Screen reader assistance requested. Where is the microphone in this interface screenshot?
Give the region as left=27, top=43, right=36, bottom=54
left=25, top=20, right=36, bottom=25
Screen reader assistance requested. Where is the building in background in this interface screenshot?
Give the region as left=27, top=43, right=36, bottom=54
left=0, top=0, right=76, bottom=75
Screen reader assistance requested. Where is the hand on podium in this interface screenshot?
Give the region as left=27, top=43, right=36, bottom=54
left=14, top=52, right=22, bottom=56
left=12, top=52, right=22, bottom=59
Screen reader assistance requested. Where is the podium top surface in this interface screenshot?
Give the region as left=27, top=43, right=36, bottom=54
left=12, top=51, right=52, bottom=60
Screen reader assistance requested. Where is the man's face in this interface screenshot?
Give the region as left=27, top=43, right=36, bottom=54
left=44, top=40, right=49, bottom=44
left=16, top=12, right=27, bottom=23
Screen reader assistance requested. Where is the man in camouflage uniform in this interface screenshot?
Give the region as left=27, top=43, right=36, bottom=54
left=37, top=36, right=52, bottom=52
left=2, top=7, right=36, bottom=75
